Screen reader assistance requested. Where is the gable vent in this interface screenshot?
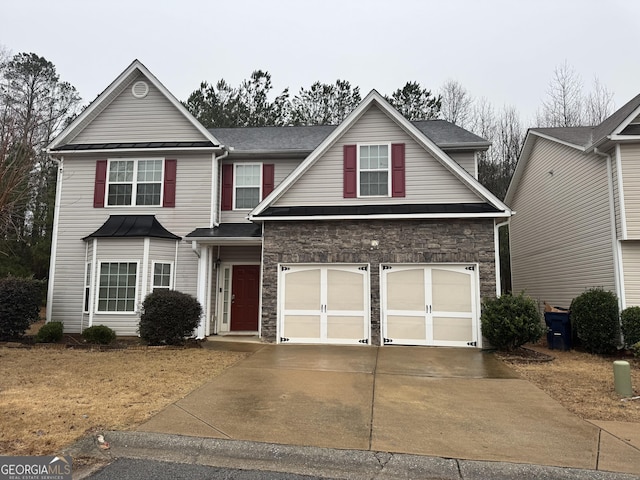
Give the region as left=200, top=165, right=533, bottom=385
left=132, top=81, right=149, bottom=99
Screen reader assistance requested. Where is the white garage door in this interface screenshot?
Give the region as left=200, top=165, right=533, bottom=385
left=278, top=264, right=370, bottom=344
left=381, top=264, right=479, bottom=347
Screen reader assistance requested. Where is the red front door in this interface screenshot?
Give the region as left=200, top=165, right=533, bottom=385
left=230, top=265, right=260, bottom=331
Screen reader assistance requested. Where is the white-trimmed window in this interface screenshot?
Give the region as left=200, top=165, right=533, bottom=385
left=234, top=164, right=261, bottom=209
left=83, top=262, right=91, bottom=313
left=107, top=159, right=163, bottom=206
left=152, top=262, right=172, bottom=290
left=358, top=144, right=389, bottom=197
left=97, top=262, right=138, bottom=312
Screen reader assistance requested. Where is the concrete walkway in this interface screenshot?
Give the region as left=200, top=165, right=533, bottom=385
left=136, top=343, right=640, bottom=476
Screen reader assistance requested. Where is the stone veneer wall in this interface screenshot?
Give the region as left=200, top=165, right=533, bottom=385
left=260, top=219, right=496, bottom=344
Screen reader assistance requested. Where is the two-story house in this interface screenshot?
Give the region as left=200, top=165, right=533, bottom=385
left=506, top=93, right=640, bottom=312
left=46, top=60, right=512, bottom=347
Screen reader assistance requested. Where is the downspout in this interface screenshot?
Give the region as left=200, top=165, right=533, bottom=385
left=211, top=147, right=229, bottom=228
left=46, top=155, right=64, bottom=323
left=595, top=147, right=624, bottom=311
left=494, top=219, right=510, bottom=297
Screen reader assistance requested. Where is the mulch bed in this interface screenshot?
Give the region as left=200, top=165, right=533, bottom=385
left=494, top=346, right=555, bottom=363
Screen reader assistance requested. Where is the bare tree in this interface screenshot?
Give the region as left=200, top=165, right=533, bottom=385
left=440, top=79, right=473, bottom=128
left=536, top=61, right=584, bottom=127
left=585, top=77, right=614, bottom=125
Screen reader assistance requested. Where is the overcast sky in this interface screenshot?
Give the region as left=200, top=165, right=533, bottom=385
left=2, top=0, right=639, bottom=124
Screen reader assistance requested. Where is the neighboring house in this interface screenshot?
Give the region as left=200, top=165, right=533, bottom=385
left=506, top=94, right=640, bottom=311
left=46, top=60, right=511, bottom=347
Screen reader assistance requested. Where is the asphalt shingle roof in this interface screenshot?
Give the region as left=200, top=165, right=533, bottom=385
left=209, top=119, right=490, bottom=153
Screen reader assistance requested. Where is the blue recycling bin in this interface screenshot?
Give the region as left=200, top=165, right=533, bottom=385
left=544, top=311, right=571, bottom=350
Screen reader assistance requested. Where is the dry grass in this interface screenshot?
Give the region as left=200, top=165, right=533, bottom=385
left=500, top=347, right=640, bottom=422
left=0, top=347, right=248, bottom=456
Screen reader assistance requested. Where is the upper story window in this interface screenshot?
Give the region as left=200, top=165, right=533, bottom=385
left=234, top=164, right=262, bottom=209
left=359, top=144, right=390, bottom=197
left=107, top=159, right=163, bottom=206
left=221, top=162, right=274, bottom=212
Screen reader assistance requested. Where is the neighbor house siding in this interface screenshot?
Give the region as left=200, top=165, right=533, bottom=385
left=620, top=144, right=640, bottom=239
left=621, top=241, right=640, bottom=307
left=220, top=157, right=303, bottom=223
left=448, top=151, right=477, bottom=178
left=49, top=152, right=212, bottom=333
left=70, top=73, right=207, bottom=144
left=509, top=138, right=615, bottom=310
left=611, top=149, right=623, bottom=239
left=275, top=105, right=482, bottom=206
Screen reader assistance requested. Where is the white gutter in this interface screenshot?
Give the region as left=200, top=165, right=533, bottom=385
left=50, top=147, right=221, bottom=155
left=211, top=148, right=229, bottom=227
left=595, top=147, right=625, bottom=310
left=250, top=212, right=512, bottom=222
left=46, top=155, right=64, bottom=323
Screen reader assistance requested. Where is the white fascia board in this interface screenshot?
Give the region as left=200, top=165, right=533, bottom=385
left=185, top=237, right=262, bottom=245
left=49, top=146, right=222, bottom=155
left=252, top=90, right=511, bottom=216
left=612, top=104, right=640, bottom=136
left=250, top=212, right=511, bottom=222
left=609, top=134, right=640, bottom=142
left=47, top=60, right=221, bottom=150
left=528, top=130, right=586, bottom=152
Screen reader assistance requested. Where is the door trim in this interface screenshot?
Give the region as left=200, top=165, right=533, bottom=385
left=216, top=262, right=262, bottom=335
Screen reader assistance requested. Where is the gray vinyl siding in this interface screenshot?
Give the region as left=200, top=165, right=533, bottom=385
left=70, top=73, right=207, bottom=144
left=275, top=105, right=482, bottom=206
left=611, top=150, right=622, bottom=238
left=509, top=138, right=615, bottom=310
left=448, top=151, right=477, bottom=178
left=220, top=157, right=302, bottom=223
left=621, top=241, right=640, bottom=307
left=620, top=144, right=640, bottom=238
left=49, top=152, right=212, bottom=334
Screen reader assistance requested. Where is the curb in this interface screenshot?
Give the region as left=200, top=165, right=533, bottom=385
left=65, top=431, right=640, bottom=480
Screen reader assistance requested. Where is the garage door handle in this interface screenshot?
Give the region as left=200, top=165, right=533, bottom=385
left=426, top=305, right=431, bottom=313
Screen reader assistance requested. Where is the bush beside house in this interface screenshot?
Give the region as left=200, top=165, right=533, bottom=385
left=138, top=290, right=202, bottom=345
left=570, top=288, right=619, bottom=354
left=0, top=277, right=43, bottom=340
left=481, top=293, right=544, bottom=351
left=621, top=306, right=640, bottom=348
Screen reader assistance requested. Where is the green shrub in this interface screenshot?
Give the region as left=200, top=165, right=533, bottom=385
left=0, top=276, right=43, bottom=340
left=570, top=288, right=619, bottom=354
left=35, top=321, right=63, bottom=343
left=621, top=306, right=640, bottom=348
left=82, top=325, right=116, bottom=345
left=481, top=293, right=544, bottom=351
left=632, top=341, right=640, bottom=358
left=138, top=290, right=202, bottom=345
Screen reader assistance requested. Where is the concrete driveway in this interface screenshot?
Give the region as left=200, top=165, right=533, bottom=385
left=138, top=343, right=640, bottom=474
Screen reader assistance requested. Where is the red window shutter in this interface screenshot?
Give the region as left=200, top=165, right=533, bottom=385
left=391, top=143, right=405, bottom=198
left=262, top=164, right=275, bottom=198
left=221, top=164, right=233, bottom=211
left=93, top=160, right=107, bottom=208
left=343, top=145, right=357, bottom=198
left=163, top=159, right=177, bottom=207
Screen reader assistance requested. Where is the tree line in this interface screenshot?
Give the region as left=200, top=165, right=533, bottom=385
left=0, top=48, right=616, bottom=283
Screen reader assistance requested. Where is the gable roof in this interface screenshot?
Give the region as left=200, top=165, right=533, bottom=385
left=506, top=92, right=640, bottom=206
left=250, top=90, right=511, bottom=220
left=47, top=60, right=221, bottom=152
left=209, top=120, right=489, bottom=155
